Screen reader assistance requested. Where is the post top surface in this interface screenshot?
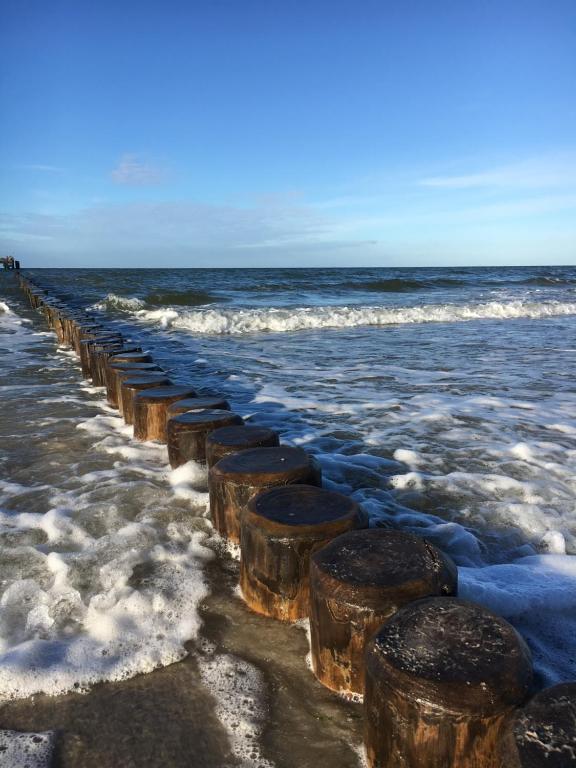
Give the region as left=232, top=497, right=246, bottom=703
left=135, top=385, right=196, bottom=403
left=80, top=335, right=122, bottom=345
left=371, top=597, right=533, bottom=708
left=312, top=529, right=456, bottom=590
left=110, top=362, right=162, bottom=372
left=212, top=446, right=315, bottom=482
left=250, top=484, right=358, bottom=527
left=168, top=396, right=230, bottom=414
left=171, top=409, right=242, bottom=427
left=207, top=425, right=278, bottom=447
left=123, top=374, right=172, bottom=387
left=109, top=352, right=152, bottom=362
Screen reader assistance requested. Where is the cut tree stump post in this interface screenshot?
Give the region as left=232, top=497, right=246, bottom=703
left=167, top=409, right=243, bottom=467
left=364, top=597, right=533, bottom=768
left=498, top=682, right=576, bottom=768
left=133, top=385, right=197, bottom=442
left=309, top=529, right=457, bottom=697
left=120, top=374, right=174, bottom=425
left=79, top=335, right=123, bottom=378
left=107, top=362, right=164, bottom=408
left=240, top=484, right=365, bottom=622
left=206, top=425, right=279, bottom=469
left=209, top=446, right=322, bottom=543
left=91, top=344, right=142, bottom=387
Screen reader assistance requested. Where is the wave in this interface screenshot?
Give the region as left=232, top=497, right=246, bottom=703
left=92, top=293, right=145, bottom=312
left=131, top=299, right=576, bottom=335
left=521, top=276, right=576, bottom=287
left=0, top=301, right=13, bottom=315
left=144, top=289, right=219, bottom=306
left=357, top=278, right=465, bottom=292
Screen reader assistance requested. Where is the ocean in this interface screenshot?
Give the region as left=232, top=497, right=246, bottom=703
left=1, top=265, right=575, bottom=764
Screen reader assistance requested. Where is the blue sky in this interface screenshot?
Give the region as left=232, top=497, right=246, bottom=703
left=1, top=0, right=575, bottom=267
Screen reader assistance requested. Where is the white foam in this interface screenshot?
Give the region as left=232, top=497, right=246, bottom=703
left=127, top=299, right=576, bottom=335
left=198, top=652, right=274, bottom=768
left=458, top=554, right=576, bottom=684
left=0, top=730, right=55, bottom=768
left=0, top=379, right=215, bottom=701
left=167, top=462, right=210, bottom=507
left=92, top=293, right=145, bottom=312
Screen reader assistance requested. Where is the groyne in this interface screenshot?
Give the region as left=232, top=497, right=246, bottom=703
left=14, top=272, right=576, bottom=767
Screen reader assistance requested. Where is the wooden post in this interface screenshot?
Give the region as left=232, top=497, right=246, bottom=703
left=167, top=409, right=244, bottom=468
left=364, top=597, right=533, bottom=768
left=91, top=344, right=142, bottom=387
left=498, top=683, right=576, bottom=768
left=206, top=425, right=279, bottom=469
left=166, top=396, right=231, bottom=419
left=73, top=324, right=105, bottom=355
left=79, top=335, right=123, bottom=378
left=106, top=361, right=163, bottom=408
left=133, top=386, right=197, bottom=442
left=120, top=373, right=174, bottom=425
left=208, top=446, right=322, bottom=543
left=63, top=313, right=96, bottom=348
left=240, top=485, right=365, bottom=622
left=309, top=529, right=457, bottom=697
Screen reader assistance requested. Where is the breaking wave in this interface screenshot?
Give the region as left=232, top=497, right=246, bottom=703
left=92, top=293, right=145, bottom=312
left=132, top=299, right=576, bottom=335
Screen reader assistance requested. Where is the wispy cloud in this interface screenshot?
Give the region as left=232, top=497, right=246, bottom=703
left=0, top=201, right=330, bottom=253
left=19, top=164, right=64, bottom=173
left=110, top=154, right=167, bottom=186
left=418, top=154, right=576, bottom=190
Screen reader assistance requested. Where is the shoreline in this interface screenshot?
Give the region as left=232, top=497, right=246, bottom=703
left=0, top=276, right=362, bottom=767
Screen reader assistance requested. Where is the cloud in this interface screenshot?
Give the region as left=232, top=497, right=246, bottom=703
left=418, top=154, right=576, bottom=190
left=0, top=200, right=333, bottom=256
left=110, top=154, right=167, bottom=186
left=19, top=164, right=64, bottom=173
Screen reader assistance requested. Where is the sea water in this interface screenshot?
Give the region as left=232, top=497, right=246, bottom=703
left=1, top=266, right=575, bottom=741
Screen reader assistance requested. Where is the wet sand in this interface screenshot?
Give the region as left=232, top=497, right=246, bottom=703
left=0, top=542, right=363, bottom=768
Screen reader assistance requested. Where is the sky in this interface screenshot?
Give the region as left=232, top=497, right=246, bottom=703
left=0, top=0, right=575, bottom=268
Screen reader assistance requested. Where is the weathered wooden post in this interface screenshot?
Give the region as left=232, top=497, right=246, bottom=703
left=498, top=682, right=576, bottom=768
left=73, top=324, right=106, bottom=355
left=206, top=425, right=280, bottom=469
left=364, top=597, right=533, bottom=768
left=120, top=373, right=174, bottom=425
left=240, top=485, right=365, bottom=622
left=167, top=409, right=244, bottom=468
left=309, top=529, right=457, bottom=697
left=79, top=335, right=123, bottom=378
left=63, top=312, right=96, bottom=348
left=106, top=361, right=163, bottom=408
left=91, top=342, right=142, bottom=386
left=208, top=446, right=322, bottom=543
left=133, top=385, right=197, bottom=442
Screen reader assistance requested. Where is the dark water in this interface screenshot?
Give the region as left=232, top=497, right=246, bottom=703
left=1, top=265, right=576, bottom=764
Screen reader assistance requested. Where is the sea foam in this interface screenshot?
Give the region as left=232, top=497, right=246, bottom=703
left=123, top=299, right=576, bottom=335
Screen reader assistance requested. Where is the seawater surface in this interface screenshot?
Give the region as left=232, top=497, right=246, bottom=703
left=1, top=266, right=576, bottom=729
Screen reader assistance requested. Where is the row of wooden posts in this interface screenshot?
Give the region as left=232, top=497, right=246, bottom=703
left=18, top=274, right=575, bottom=768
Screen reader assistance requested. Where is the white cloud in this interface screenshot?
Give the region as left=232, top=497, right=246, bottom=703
left=0, top=201, right=327, bottom=252
left=20, top=164, right=64, bottom=173
left=110, top=155, right=166, bottom=186
left=419, top=154, right=576, bottom=190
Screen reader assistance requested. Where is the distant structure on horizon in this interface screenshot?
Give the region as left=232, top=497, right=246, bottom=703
left=1, top=256, right=20, bottom=270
